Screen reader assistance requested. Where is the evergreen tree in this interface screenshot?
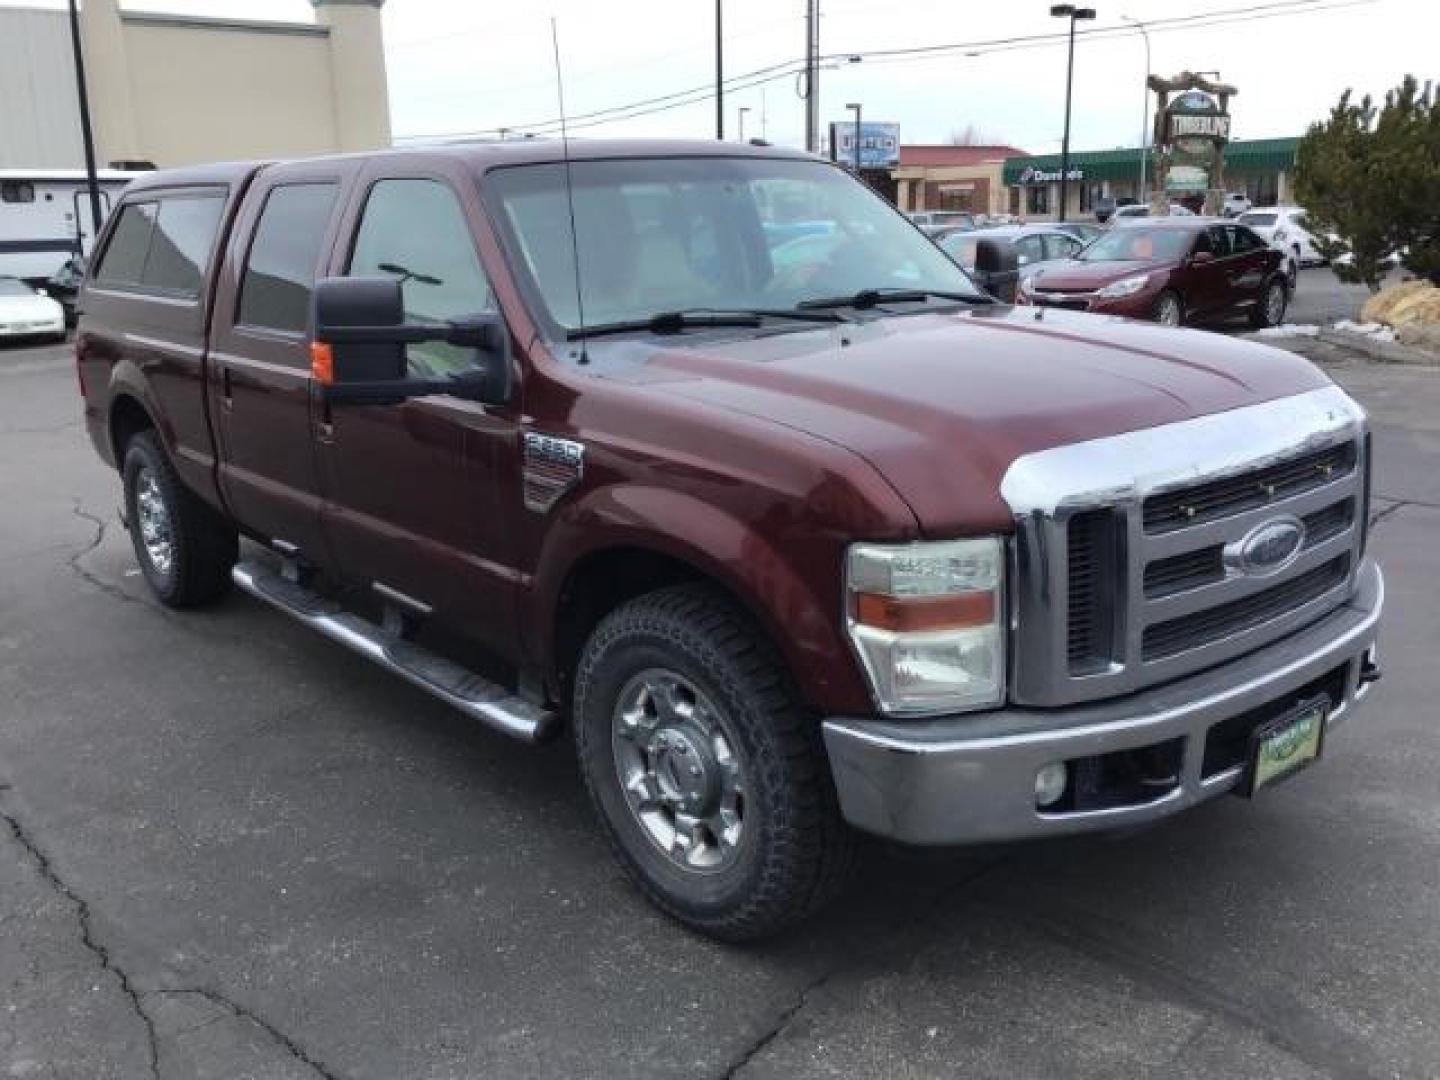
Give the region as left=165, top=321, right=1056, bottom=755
left=1296, top=76, right=1440, bottom=291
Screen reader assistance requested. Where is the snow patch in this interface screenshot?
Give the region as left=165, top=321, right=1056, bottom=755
left=1332, top=319, right=1397, bottom=342
left=1255, top=323, right=1320, bottom=338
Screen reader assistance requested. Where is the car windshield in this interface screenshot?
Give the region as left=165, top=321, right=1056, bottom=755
left=486, top=156, right=984, bottom=336
left=0, top=277, right=37, bottom=297
left=1240, top=212, right=1278, bottom=227
left=1079, top=228, right=1193, bottom=262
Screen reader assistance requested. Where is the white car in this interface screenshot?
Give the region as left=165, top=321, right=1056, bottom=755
left=0, top=276, right=66, bottom=342
left=1223, top=192, right=1252, bottom=217
left=1237, top=207, right=1324, bottom=265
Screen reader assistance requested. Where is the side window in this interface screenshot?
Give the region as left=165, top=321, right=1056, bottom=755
left=238, top=183, right=338, bottom=334
left=2, top=180, right=37, bottom=204
left=347, top=178, right=495, bottom=377
left=1207, top=227, right=1232, bottom=258
left=142, top=196, right=226, bottom=295
left=1015, top=235, right=1044, bottom=266
left=1044, top=234, right=1080, bottom=260
left=1230, top=226, right=1264, bottom=254
left=94, top=202, right=157, bottom=287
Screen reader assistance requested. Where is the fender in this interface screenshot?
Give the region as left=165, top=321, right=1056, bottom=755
left=526, top=483, right=876, bottom=715
left=107, top=357, right=226, bottom=512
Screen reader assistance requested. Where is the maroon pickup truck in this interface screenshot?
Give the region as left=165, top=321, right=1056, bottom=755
left=76, top=141, right=1383, bottom=940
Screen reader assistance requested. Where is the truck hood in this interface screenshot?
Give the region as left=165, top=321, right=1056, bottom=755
left=592, top=305, right=1333, bottom=535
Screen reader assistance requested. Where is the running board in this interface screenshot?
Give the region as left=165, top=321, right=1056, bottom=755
left=232, top=559, right=558, bottom=743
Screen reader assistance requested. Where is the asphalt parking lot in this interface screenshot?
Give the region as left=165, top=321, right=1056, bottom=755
left=3, top=328, right=1437, bottom=1080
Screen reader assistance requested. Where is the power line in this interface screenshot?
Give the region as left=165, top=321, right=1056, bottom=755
left=394, top=0, right=1379, bottom=143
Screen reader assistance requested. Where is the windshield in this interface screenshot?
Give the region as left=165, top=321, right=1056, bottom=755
left=1239, top=212, right=1277, bottom=227
left=0, top=278, right=37, bottom=297
left=486, top=157, right=983, bottom=335
left=1079, top=228, right=1193, bottom=262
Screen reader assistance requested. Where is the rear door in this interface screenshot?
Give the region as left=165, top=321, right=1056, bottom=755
left=208, top=162, right=357, bottom=561
left=1226, top=224, right=1272, bottom=308
left=314, top=161, right=523, bottom=659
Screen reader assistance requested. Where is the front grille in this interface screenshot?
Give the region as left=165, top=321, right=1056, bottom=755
left=1067, top=511, right=1119, bottom=674
left=1142, top=555, right=1350, bottom=661
left=1142, top=442, right=1356, bottom=534
left=1144, top=547, right=1223, bottom=598
left=1303, top=498, right=1353, bottom=547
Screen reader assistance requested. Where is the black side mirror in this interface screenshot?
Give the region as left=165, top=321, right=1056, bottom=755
left=311, top=276, right=512, bottom=406
left=973, top=238, right=1020, bottom=303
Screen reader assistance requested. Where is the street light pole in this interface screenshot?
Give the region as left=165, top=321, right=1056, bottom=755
left=66, top=0, right=103, bottom=247
left=803, top=0, right=819, bottom=153
left=847, top=103, right=862, bottom=174
left=1123, top=14, right=1151, bottom=202
left=715, top=0, right=724, bottom=140
left=1050, top=4, right=1095, bottom=223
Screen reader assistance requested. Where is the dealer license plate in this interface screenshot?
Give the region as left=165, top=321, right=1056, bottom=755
left=1245, top=696, right=1328, bottom=796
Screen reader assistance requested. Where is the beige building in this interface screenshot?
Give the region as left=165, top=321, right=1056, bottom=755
left=890, top=145, right=1029, bottom=218
left=0, top=0, right=390, bottom=169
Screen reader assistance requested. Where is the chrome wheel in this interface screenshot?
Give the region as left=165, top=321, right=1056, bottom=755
left=1265, top=281, right=1287, bottom=325
left=134, top=468, right=174, bottom=577
left=1154, top=294, right=1182, bottom=327
left=611, top=669, right=745, bottom=873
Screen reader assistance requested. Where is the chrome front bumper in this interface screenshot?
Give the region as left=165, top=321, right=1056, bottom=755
left=822, top=559, right=1383, bottom=845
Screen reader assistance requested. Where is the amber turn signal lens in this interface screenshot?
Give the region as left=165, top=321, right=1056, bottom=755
left=310, top=341, right=334, bottom=385
left=853, top=591, right=996, bottom=633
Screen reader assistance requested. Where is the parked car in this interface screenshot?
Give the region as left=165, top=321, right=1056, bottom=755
left=1093, top=195, right=1137, bottom=224
left=1238, top=206, right=1324, bottom=266
left=1223, top=192, right=1253, bottom=217
left=42, top=255, right=86, bottom=325
left=1109, top=203, right=1196, bottom=224
left=1018, top=218, right=1290, bottom=328
left=908, top=210, right=976, bottom=233
left=76, top=142, right=1381, bottom=940
left=935, top=224, right=1086, bottom=279
left=0, top=275, right=66, bottom=342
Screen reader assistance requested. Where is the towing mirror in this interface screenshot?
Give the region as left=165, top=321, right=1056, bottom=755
left=311, top=276, right=512, bottom=407
left=972, top=238, right=1020, bottom=303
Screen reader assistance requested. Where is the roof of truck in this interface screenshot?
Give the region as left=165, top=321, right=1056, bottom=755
left=115, top=139, right=823, bottom=194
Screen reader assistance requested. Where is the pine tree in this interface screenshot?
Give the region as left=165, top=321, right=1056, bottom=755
left=1296, top=76, right=1440, bottom=291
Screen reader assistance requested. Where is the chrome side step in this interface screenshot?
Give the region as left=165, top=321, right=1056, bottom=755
left=232, top=559, right=559, bottom=743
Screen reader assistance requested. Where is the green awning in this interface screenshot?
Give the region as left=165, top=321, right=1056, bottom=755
left=1002, top=137, right=1299, bottom=184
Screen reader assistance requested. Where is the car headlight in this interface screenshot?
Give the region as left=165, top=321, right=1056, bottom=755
left=845, top=538, right=1006, bottom=715
left=1097, top=273, right=1153, bottom=298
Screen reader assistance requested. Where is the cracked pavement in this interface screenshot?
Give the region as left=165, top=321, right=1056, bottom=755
left=3, top=337, right=1439, bottom=1078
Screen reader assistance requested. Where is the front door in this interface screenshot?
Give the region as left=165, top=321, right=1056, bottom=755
left=210, top=164, right=355, bottom=560
left=315, top=166, right=523, bottom=660
left=1185, top=226, right=1229, bottom=319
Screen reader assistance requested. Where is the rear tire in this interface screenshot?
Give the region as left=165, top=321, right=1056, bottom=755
left=1250, top=278, right=1289, bottom=328
left=573, top=584, right=856, bottom=941
left=122, top=430, right=237, bottom=607
left=1152, top=290, right=1183, bottom=327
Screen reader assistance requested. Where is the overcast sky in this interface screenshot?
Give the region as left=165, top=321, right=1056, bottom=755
left=11, top=0, right=1438, bottom=154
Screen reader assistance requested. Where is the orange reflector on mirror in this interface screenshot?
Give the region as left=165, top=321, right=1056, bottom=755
left=310, top=341, right=334, bottom=384
left=854, top=591, right=995, bottom=633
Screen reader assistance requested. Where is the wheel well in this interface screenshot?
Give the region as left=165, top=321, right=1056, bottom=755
left=552, top=547, right=724, bottom=704
left=109, top=395, right=155, bottom=466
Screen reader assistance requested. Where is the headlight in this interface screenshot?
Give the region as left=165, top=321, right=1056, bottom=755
left=1097, top=273, right=1153, bottom=298
left=845, top=538, right=1006, bottom=715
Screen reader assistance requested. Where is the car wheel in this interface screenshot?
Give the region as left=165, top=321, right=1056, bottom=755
left=1250, top=278, right=1289, bottom=328
left=122, top=430, right=238, bottom=607
left=1151, top=290, right=1184, bottom=327
left=573, top=583, right=856, bottom=941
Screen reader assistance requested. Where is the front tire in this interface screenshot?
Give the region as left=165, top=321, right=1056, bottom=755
left=1250, top=278, right=1289, bottom=328
left=573, top=584, right=856, bottom=941
left=1152, top=290, right=1184, bottom=327
left=122, top=430, right=237, bottom=607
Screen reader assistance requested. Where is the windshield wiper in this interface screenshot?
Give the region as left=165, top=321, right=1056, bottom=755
left=796, top=287, right=993, bottom=311
left=567, top=307, right=846, bottom=341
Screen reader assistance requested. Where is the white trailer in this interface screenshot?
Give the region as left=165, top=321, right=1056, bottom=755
left=1, top=168, right=142, bottom=282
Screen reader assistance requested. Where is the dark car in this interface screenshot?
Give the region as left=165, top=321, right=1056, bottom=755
left=1017, top=218, right=1290, bottom=328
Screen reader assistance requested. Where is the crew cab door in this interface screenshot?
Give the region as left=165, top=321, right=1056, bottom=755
left=1224, top=224, right=1273, bottom=309
left=209, top=161, right=358, bottom=560
left=1184, top=226, right=1228, bottom=318
left=314, top=164, right=522, bottom=660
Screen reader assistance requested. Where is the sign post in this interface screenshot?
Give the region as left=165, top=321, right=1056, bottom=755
left=1147, top=71, right=1236, bottom=216
left=828, top=121, right=900, bottom=171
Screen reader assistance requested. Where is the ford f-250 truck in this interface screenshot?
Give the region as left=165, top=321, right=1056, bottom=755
left=76, top=141, right=1383, bottom=940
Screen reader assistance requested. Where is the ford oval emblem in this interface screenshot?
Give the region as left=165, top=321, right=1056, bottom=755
left=1225, top=516, right=1305, bottom=577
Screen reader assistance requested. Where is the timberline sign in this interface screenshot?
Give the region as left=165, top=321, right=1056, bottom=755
left=1147, top=73, right=1239, bottom=213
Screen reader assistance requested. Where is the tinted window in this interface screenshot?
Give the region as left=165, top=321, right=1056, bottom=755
left=1230, top=226, right=1266, bottom=253
left=1239, top=212, right=1277, bottom=228
left=2, top=180, right=36, bottom=203
left=238, top=183, right=337, bottom=333
left=1043, top=234, right=1081, bottom=260
left=143, top=196, right=226, bottom=295
left=1208, top=227, right=1233, bottom=258
left=1015, top=235, right=1045, bottom=266
left=348, top=179, right=494, bottom=377
left=94, top=202, right=156, bottom=287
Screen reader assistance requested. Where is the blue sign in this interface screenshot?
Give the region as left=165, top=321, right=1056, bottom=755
left=829, top=121, right=900, bottom=169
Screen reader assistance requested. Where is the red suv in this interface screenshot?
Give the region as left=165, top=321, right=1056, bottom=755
left=1017, top=218, right=1289, bottom=328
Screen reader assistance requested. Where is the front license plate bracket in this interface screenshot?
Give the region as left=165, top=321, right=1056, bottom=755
left=1241, top=694, right=1329, bottom=797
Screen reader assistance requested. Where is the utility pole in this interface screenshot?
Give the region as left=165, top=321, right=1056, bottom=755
left=1050, top=4, right=1096, bottom=222
left=803, top=0, right=819, bottom=153
left=66, top=0, right=103, bottom=247
left=848, top=103, right=862, bottom=173
left=1123, top=14, right=1151, bottom=202
left=715, top=0, right=724, bottom=139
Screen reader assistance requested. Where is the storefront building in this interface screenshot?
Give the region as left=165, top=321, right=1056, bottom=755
left=889, top=144, right=1030, bottom=218
left=1001, top=137, right=1300, bottom=221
